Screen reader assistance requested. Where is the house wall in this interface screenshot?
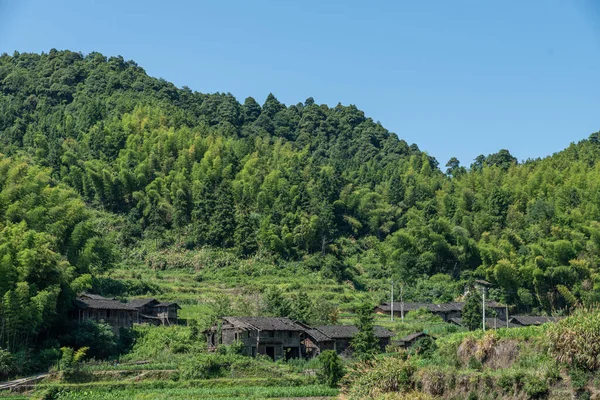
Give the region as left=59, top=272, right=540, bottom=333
left=220, top=328, right=302, bottom=360
left=77, top=309, right=137, bottom=334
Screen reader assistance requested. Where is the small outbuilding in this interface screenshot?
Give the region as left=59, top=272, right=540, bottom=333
left=397, top=332, right=434, bottom=348
left=128, top=298, right=181, bottom=325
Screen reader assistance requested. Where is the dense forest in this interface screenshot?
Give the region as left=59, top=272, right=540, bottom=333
left=1, top=50, right=600, bottom=361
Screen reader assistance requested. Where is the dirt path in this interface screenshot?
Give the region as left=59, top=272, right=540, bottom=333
left=0, top=373, right=48, bottom=391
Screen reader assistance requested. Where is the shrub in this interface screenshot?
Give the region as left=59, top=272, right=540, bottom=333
left=547, top=307, right=600, bottom=371
left=179, top=354, right=229, bottom=379
left=467, top=356, right=482, bottom=371
left=497, top=373, right=514, bottom=393
left=317, top=350, right=345, bottom=388
left=568, top=368, right=590, bottom=392
left=411, top=336, right=438, bottom=358
left=0, top=348, right=14, bottom=378
left=344, top=356, right=415, bottom=399
left=523, top=375, right=548, bottom=399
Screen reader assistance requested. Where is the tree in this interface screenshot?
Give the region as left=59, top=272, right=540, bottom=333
left=351, top=302, right=379, bottom=359
left=462, top=287, right=483, bottom=331
left=0, top=348, right=14, bottom=379
left=445, top=157, right=465, bottom=177
left=317, top=350, right=345, bottom=387
left=263, top=287, right=291, bottom=318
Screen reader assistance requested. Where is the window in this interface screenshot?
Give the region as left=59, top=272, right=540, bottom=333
left=106, top=310, right=111, bottom=318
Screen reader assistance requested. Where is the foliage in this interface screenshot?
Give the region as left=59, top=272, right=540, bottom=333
left=344, top=356, right=416, bottom=400
left=59, top=346, right=88, bottom=376
left=547, top=307, right=600, bottom=371
left=61, top=320, right=117, bottom=360
left=410, top=336, right=437, bottom=358
left=4, top=49, right=600, bottom=375
left=523, top=375, right=549, bottom=399
left=123, top=325, right=204, bottom=362
left=317, top=350, right=345, bottom=387
left=0, top=347, right=14, bottom=378
left=462, top=288, right=483, bottom=331
left=351, top=302, right=379, bottom=360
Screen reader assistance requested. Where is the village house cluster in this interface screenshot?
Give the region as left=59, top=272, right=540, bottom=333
left=205, top=316, right=395, bottom=360
left=373, top=301, right=563, bottom=328
left=71, top=293, right=563, bottom=360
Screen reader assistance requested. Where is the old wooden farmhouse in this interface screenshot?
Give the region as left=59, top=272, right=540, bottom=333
left=128, top=298, right=181, bottom=326
left=303, top=325, right=394, bottom=357
left=206, top=317, right=306, bottom=360
left=72, top=294, right=138, bottom=334
left=374, top=301, right=507, bottom=321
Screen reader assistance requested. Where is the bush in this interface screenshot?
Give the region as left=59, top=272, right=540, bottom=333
left=467, top=356, right=482, bottom=371
left=547, top=307, right=600, bottom=371
left=344, top=356, right=415, bottom=399
left=61, top=320, right=117, bottom=359
left=411, top=336, right=438, bottom=358
left=523, top=375, right=548, bottom=399
left=318, top=350, right=345, bottom=388
left=180, top=353, right=229, bottom=380
left=497, top=373, right=514, bottom=393
left=0, top=348, right=14, bottom=378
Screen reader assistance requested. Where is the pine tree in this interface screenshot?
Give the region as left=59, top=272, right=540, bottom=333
left=463, top=287, right=483, bottom=331
left=351, top=302, right=378, bottom=359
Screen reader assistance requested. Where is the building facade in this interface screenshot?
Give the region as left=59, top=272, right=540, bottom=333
left=206, top=317, right=305, bottom=361
left=72, top=294, right=138, bottom=334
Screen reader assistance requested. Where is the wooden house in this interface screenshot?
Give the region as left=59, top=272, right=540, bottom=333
left=128, top=298, right=181, bottom=325
left=72, top=294, right=138, bottom=334
left=303, top=325, right=394, bottom=357
left=206, top=317, right=306, bottom=361
left=374, top=301, right=506, bottom=321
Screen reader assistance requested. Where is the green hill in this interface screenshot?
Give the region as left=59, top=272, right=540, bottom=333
left=1, top=50, right=600, bottom=371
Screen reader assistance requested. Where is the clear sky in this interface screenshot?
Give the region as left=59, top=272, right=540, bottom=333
left=1, top=1, right=599, bottom=166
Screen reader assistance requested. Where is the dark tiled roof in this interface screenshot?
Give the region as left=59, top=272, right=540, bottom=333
left=305, top=328, right=331, bottom=343
left=80, top=293, right=113, bottom=300
left=447, top=317, right=520, bottom=329
left=314, top=325, right=395, bottom=339
left=222, top=317, right=304, bottom=331
left=376, top=301, right=505, bottom=313
left=75, top=296, right=137, bottom=311
left=128, top=298, right=158, bottom=308
left=509, top=315, right=564, bottom=326
left=399, top=332, right=431, bottom=343
left=153, top=302, right=181, bottom=309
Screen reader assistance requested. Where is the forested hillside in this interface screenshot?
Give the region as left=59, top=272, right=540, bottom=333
left=1, top=50, right=600, bottom=358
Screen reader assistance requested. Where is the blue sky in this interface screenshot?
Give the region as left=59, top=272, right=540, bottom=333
left=1, top=1, right=599, bottom=166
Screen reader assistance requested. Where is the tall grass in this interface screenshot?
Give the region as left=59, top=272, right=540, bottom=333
left=51, top=384, right=338, bottom=399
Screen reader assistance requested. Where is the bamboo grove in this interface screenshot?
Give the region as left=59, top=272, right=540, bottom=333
left=1, top=50, right=600, bottom=354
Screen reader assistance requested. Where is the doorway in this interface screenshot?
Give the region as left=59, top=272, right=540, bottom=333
left=266, top=346, right=275, bottom=360
left=285, top=347, right=300, bottom=360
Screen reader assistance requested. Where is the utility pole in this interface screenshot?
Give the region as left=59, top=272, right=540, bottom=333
left=482, top=286, right=486, bottom=332
left=506, top=304, right=509, bottom=329
left=390, top=280, right=394, bottom=322
left=400, top=284, right=404, bottom=322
